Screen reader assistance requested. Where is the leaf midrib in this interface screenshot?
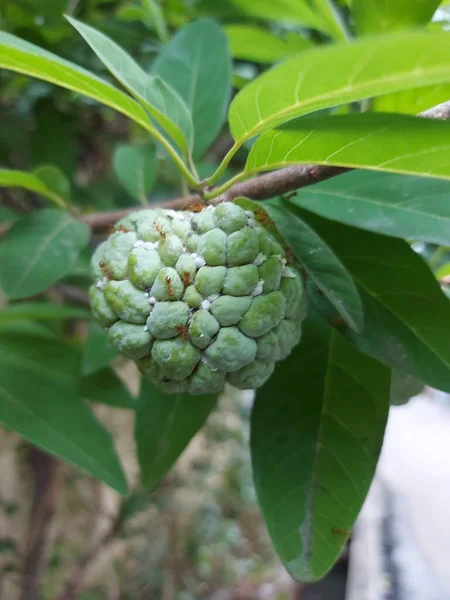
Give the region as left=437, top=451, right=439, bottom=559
left=238, top=65, right=450, bottom=142
left=0, top=384, right=123, bottom=489
left=299, top=188, right=450, bottom=222
left=10, top=215, right=74, bottom=294
left=355, top=278, right=450, bottom=368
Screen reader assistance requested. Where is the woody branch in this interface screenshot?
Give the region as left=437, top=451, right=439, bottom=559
left=80, top=99, right=450, bottom=232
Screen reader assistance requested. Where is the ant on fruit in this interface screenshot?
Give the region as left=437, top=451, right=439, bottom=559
left=165, top=276, right=174, bottom=297
left=109, top=224, right=131, bottom=234
left=181, top=271, right=191, bottom=287
left=154, top=221, right=166, bottom=239
left=99, top=261, right=113, bottom=279
left=188, top=202, right=207, bottom=213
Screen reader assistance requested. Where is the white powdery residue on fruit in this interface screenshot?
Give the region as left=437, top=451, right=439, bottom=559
left=133, top=240, right=145, bottom=248
left=252, top=281, right=264, bottom=297
left=148, top=296, right=157, bottom=305
left=143, top=325, right=148, bottom=332
left=201, top=298, right=211, bottom=310
left=253, top=253, right=266, bottom=266
left=200, top=352, right=218, bottom=371
left=143, top=241, right=159, bottom=250
left=96, top=278, right=107, bottom=290
left=165, top=209, right=178, bottom=219
left=191, top=253, right=206, bottom=268
left=207, top=294, right=219, bottom=303
left=282, top=266, right=296, bottom=279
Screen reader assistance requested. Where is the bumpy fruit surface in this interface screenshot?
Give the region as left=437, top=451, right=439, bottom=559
left=90, top=203, right=306, bottom=394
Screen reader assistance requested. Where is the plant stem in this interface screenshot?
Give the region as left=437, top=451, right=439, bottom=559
left=206, top=141, right=242, bottom=187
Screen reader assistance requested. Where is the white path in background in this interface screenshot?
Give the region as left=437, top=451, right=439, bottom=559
left=347, top=393, right=450, bottom=600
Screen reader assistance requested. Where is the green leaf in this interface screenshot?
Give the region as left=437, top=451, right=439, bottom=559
left=225, top=25, right=312, bottom=64
left=229, top=31, right=450, bottom=143
left=33, top=165, right=71, bottom=203
left=0, top=31, right=159, bottom=144
left=390, top=369, right=424, bottom=405
left=292, top=170, right=450, bottom=246
left=295, top=209, right=450, bottom=392
left=0, top=333, right=128, bottom=494
left=113, top=143, right=157, bottom=204
left=0, top=303, right=91, bottom=323
left=310, top=0, right=350, bottom=41
left=251, top=313, right=390, bottom=582
left=225, top=0, right=330, bottom=32
left=67, top=17, right=193, bottom=157
left=0, top=168, right=67, bottom=208
left=141, top=0, right=169, bottom=43
left=246, top=113, right=450, bottom=181
left=373, top=84, right=450, bottom=116
left=80, top=368, right=136, bottom=409
left=352, top=0, right=441, bottom=35
left=0, top=209, right=91, bottom=300
left=265, top=200, right=364, bottom=332
left=136, top=379, right=217, bottom=489
left=82, top=322, right=118, bottom=376
left=153, top=18, right=232, bottom=157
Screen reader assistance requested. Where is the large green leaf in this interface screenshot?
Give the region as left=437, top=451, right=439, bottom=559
left=0, top=333, right=128, bottom=494
left=229, top=31, right=450, bottom=144
left=352, top=0, right=441, bottom=35
left=0, top=168, right=67, bottom=208
left=265, top=200, right=363, bottom=332
left=80, top=368, right=136, bottom=409
left=136, top=380, right=217, bottom=489
left=294, top=209, right=450, bottom=392
left=246, top=113, right=450, bottom=180
left=251, top=314, right=390, bottom=582
left=82, top=322, right=118, bottom=376
left=225, top=25, right=312, bottom=64
left=226, top=0, right=330, bottom=32
left=0, top=209, right=90, bottom=300
left=0, top=31, right=157, bottom=141
left=373, top=84, right=450, bottom=115
left=293, top=170, right=450, bottom=246
left=0, top=303, right=91, bottom=323
left=33, top=165, right=71, bottom=203
left=113, top=143, right=157, bottom=204
left=67, top=17, right=193, bottom=156
left=153, top=19, right=232, bottom=157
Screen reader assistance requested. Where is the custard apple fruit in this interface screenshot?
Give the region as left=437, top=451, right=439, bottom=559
left=89, top=202, right=306, bottom=394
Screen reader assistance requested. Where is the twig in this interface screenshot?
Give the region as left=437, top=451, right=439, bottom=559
left=22, top=447, right=62, bottom=600
left=2, top=100, right=450, bottom=237
left=79, top=99, right=450, bottom=231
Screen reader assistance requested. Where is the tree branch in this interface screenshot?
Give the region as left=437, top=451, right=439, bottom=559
left=80, top=99, right=450, bottom=231
left=2, top=100, right=449, bottom=237
left=22, top=448, right=62, bottom=600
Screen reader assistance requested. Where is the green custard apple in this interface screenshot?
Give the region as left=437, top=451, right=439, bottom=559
left=89, top=202, right=306, bottom=394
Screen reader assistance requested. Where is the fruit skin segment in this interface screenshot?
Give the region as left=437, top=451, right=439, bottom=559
left=90, top=203, right=306, bottom=394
